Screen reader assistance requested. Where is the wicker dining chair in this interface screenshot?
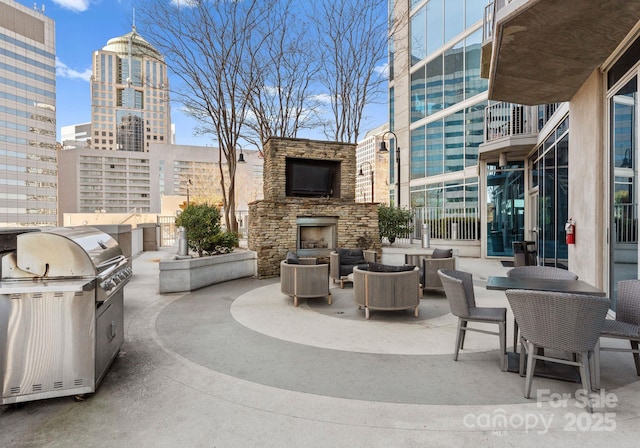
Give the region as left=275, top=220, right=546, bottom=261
left=438, top=269, right=507, bottom=371
left=505, top=289, right=610, bottom=412
left=506, top=266, right=579, bottom=351
left=506, top=266, right=578, bottom=281
left=593, top=280, right=640, bottom=389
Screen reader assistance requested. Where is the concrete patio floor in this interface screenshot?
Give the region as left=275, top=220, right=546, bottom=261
left=1, top=246, right=639, bottom=447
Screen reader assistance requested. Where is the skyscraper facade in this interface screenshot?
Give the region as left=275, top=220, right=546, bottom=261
left=90, top=26, right=171, bottom=152
left=388, top=0, right=488, bottom=228
left=0, top=0, right=57, bottom=227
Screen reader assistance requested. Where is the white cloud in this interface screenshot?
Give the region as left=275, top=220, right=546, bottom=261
left=52, top=0, right=91, bottom=12
left=170, top=0, right=197, bottom=8
left=375, top=63, right=389, bottom=77
left=56, top=58, right=92, bottom=82
left=310, top=93, right=333, bottom=104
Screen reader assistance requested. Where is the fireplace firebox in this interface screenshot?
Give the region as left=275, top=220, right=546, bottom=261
left=296, top=217, right=337, bottom=257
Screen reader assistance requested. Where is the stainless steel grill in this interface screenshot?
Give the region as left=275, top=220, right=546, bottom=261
left=0, top=226, right=132, bottom=404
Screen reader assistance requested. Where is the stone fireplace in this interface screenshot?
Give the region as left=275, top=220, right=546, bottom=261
left=296, top=217, right=337, bottom=256
left=248, top=137, right=380, bottom=278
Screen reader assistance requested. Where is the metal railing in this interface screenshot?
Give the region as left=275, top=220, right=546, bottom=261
left=483, top=1, right=512, bottom=41
left=485, top=102, right=537, bottom=142
left=413, top=207, right=480, bottom=241
left=614, top=203, right=638, bottom=243
left=537, top=102, right=561, bottom=131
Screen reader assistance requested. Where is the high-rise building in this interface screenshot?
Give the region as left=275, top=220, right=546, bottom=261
left=58, top=142, right=263, bottom=218
left=355, top=124, right=389, bottom=205
left=388, top=1, right=488, bottom=229
left=0, top=0, right=57, bottom=227
left=89, top=26, right=171, bottom=152
left=61, top=122, right=91, bottom=144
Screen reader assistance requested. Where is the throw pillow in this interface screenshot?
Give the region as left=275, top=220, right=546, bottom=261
left=432, top=248, right=453, bottom=259
left=368, top=262, right=416, bottom=272
left=285, top=251, right=300, bottom=264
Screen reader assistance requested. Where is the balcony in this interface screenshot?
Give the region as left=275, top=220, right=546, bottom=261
left=479, top=102, right=539, bottom=159
left=481, top=0, right=640, bottom=105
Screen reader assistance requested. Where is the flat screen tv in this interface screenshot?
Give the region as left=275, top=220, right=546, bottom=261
left=286, top=158, right=339, bottom=198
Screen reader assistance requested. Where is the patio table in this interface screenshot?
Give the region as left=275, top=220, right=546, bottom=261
left=486, top=275, right=606, bottom=381
left=486, top=276, right=606, bottom=296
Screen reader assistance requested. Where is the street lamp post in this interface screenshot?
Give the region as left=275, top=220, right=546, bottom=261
left=358, top=161, right=374, bottom=203
left=186, top=178, right=193, bottom=206
left=379, top=131, right=400, bottom=207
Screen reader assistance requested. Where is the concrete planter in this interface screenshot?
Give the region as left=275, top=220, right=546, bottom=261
left=159, top=250, right=257, bottom=293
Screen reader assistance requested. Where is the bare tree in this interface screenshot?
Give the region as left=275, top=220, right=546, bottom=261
left=310, top=0, right=388, bottom=143
left=243, top=1, right=325, bottom=148
left=136, top=0, right=275, bottom=232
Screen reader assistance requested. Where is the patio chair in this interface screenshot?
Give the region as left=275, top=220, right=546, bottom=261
left=329, top=248, right=377, bottom=288
left=405, top=248, right=455, bottom=292
left=506, top=266, right=578, bottom=280
left=506, top=266, right=578, bottom=351
left=353, top=264, right=420, bottom=320
left=437, top=269, right=507, bottom=371
left=505, top=289, right=610, bottom=412
left=593, top=279, right=640, bottom=389
left=280, top=255, right=331, bottom=307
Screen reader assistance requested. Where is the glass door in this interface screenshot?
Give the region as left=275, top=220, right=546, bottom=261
left=486, top=162, right=525, bottom=257
left=610, top=76, right=638, bottom=310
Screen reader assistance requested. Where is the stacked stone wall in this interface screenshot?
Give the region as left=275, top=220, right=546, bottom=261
left=249, top=137, right=380, bottom=278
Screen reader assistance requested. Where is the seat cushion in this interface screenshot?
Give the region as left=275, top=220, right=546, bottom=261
left=368, top=261, right=416, bottom=272
left=601, top=320, right=640, bottom=338
left=432, top=248, right=453, bottom=259
left=468, top=306, right=507, bottom=322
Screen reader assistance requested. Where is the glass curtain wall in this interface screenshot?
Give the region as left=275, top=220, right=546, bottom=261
left=405, top=0, right=487, bottom=209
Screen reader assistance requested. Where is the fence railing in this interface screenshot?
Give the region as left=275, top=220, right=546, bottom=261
left=483, top=1, right=512, bottom=41
left=485, top=102, right=537, bottom=142
left=236, top=207, right=480, bottom=245
left=413, top=207, right=480, bottom=241
left=614, top=203, right=638, bottom=243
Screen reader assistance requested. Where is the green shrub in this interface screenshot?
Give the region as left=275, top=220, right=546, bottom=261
left=175, top=203, right=227, bottom=257
left=203, top=231, right=239, bottom=255
left=378, top=204, right=414, bottom=245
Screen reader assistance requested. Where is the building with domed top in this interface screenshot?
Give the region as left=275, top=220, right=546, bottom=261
left=89, top=25, right=172, bottom=152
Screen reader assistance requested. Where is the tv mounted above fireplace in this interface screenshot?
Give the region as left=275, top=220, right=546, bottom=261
left=286, top=158, right=340, bottom=198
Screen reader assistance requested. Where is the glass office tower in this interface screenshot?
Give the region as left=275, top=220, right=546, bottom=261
left=389, top=0, right=488, bottom=217
left=0, top=0, right=57, bottom=227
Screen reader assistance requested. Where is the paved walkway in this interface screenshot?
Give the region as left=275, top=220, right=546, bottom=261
left=1, top=248, right=640, bottom=447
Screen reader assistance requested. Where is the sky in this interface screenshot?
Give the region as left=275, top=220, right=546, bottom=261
left=16, top=0, right=387, bottom=147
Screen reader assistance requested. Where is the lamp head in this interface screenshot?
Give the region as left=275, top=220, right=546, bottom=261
left=379, top=141, right=388, bottom=152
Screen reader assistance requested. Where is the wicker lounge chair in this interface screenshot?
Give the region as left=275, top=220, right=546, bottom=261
left=405, top=248, right=455, bottom=292
left=329, top=248, right=377, bottom=288
left=352, top=265, right=420, bottom=320
left=280, top=258, right=331, bottom=307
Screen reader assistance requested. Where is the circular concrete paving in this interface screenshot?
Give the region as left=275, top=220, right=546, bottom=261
left=155, top=277, right=640, bottom=406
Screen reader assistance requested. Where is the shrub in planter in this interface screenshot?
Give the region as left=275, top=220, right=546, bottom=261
left=202, top=231, right=239, bottom=255
left=378, top=204, right=414, bottom=245
left=176, top=204, right=237, bottom=257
